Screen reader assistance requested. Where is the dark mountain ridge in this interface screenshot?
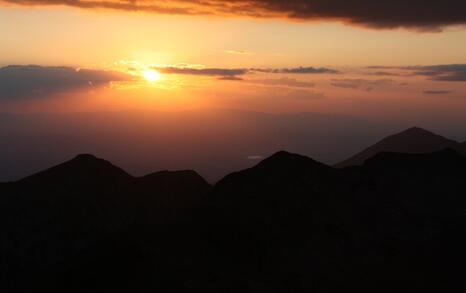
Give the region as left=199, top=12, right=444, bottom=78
left=2, top=130, right=466, bottom=291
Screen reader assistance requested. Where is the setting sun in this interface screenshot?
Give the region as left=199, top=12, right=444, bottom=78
left=143, top=69, right=161, bottom=82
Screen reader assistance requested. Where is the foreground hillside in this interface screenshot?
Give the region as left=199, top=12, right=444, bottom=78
left=1, top=148, right=466, bottom=291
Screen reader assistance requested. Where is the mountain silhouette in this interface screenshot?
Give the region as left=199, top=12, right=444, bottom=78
left=336, top=126, right=466, bottom=168
left=19, top=153, right=133, bottom=184
left=203, top=149, right=466, bottom=291
left=0, top=154, right=210, bottom=291
left=2, top=138, right=466, bottom=291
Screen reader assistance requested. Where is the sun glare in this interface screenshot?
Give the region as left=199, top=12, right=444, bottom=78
left=143, top=69, right=161, bottom=82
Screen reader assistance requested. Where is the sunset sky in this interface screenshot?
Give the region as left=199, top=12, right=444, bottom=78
left=1, top=1, right=466, bottom=121
left=1, top=0, right=466, bottom=181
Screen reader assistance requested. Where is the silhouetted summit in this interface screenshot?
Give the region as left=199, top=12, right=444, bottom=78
left=255, top=150, right=329, bottom=170
left=336, top=126, right=464, bottom=167
left=212, top=150, right=335, bottom=208
left=19, top=153, right=132, bottom=186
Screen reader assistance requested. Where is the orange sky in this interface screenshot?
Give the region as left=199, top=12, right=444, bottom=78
left=0, top=3, right=465, bottom=119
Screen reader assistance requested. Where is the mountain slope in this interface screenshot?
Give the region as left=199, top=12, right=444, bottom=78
left=336, top=127, right=464, bottom=168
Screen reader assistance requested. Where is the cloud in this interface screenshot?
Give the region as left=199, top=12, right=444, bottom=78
left=404, top=64, right=466, bottom=81
left=245, top=77, right=315, bottom=88
left=154, top=65, right=337, bottom=80
left=247, top=155, right=264, bottom=160
left=0, top=65, right=131, bottom=100
left=367, top=64, right=466, bottom=82
left=331, top=78, right=402, bottom=91
left=371, top=71, right=404, bottom=77
left=225, top=50, right=253, bottom=55
left=155, top=66, right=248, bottom=79
left=253, top=66, right=338, bottom=74
left=218, top=76, right=244, bottom=81
left=423, top=90, right=453, bottom=95
left=2, top=0, right=465, bottom=30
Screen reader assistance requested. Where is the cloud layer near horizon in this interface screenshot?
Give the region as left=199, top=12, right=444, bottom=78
left=406, top=65, right=466, bottom=81
left=0, top=65, right=131, bottom=100
left=154, top=65, right=337, bottom=79
left=2, top=0, right=466, bottom=30
left=367, top=64, right=466, bottom=82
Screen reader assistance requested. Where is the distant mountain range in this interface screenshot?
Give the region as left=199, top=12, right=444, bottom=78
left=1, top=127, right=466, bottom=291
left=336, top=127, right=466, bottom=167
left=5, top=109, right=463, bottom=183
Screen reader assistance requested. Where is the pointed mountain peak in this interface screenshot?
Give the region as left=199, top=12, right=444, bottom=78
left=377, top=127, right=457, bottom=148
left=336, top=127, right=461, bottom=168
left=258, top=151, right=325, bottom=168
left=261, top=150, right=301, bottom=162
left=19, top=154, right=132, bottom=184
left=73, top=153, right=99, bottom=161
left=215, top=151, right=332, bottom=190
left=251, top=151, right=333, bottom=176
left=400, top=127, right=436, bottom=135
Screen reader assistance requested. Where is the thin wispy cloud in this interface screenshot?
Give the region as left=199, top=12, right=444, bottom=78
left=245, top=77, right=315, bottom=88
left=370, top=71, right=404, bottom=77
left=253, top=67, right=338, bottom=74
left=366, top=64, right=466, bottom=82
left=331, top=79, right=402, bottom=91
left=405, top=65, right=466, bottom=82
left=225, top=50, right=253, bottom=55
left=153, top=65, right=338, bottom=80
left=423, top=90, right=453, bottom=95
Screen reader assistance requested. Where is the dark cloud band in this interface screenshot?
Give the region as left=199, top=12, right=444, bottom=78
left=423, top=90, right=453, bottom=95
left=2, top=0, right=465, bottom=30
left=404, top=65, right=466, bottom=81
left=0, top=65, right=131, bottom=100
left=366, top=64, right=466, bottom=82
left=154, top=66, right=337, bottom=79
left=331, top=78, right=402, bottom=91
left=253, top=67, right=338, bottom=74
left=155, top=67, right=249, bottom=78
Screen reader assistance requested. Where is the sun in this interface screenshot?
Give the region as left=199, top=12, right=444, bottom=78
left=143, top=69, right=161, bottom=82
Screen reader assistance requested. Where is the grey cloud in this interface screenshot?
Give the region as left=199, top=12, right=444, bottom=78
left=245, top=77, right=315, bottom=88
left=155, top=67, right=248, bottom=79
left=331, top=79, right=402, bottom=91
left=423, top=90, right=453, bottom=95
left=253, top=66, right=338, bottom=74
left=0, top=65, right=131, bottom=100
left=155, top=65, right=337, bottom=80
left=371, top=71, right=404, bottom=77
left=405, top=64, right=466, bottom=82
